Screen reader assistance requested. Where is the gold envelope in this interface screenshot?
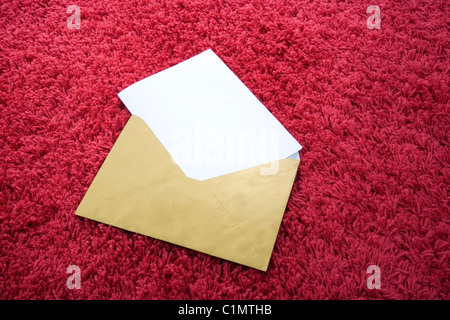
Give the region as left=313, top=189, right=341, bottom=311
left=75, top=115, right=300, bottom=271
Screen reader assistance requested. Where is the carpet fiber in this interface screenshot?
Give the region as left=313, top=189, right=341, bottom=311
left=1, top=0, right=449, bottom=299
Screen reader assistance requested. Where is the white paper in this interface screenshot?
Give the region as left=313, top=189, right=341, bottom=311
left=287, top=152, right=300, bottom=160
left=118, top=49, right=301, bottom=180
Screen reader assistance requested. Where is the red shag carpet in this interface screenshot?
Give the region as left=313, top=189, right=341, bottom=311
left=1, top=0, right=449, bottom=299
